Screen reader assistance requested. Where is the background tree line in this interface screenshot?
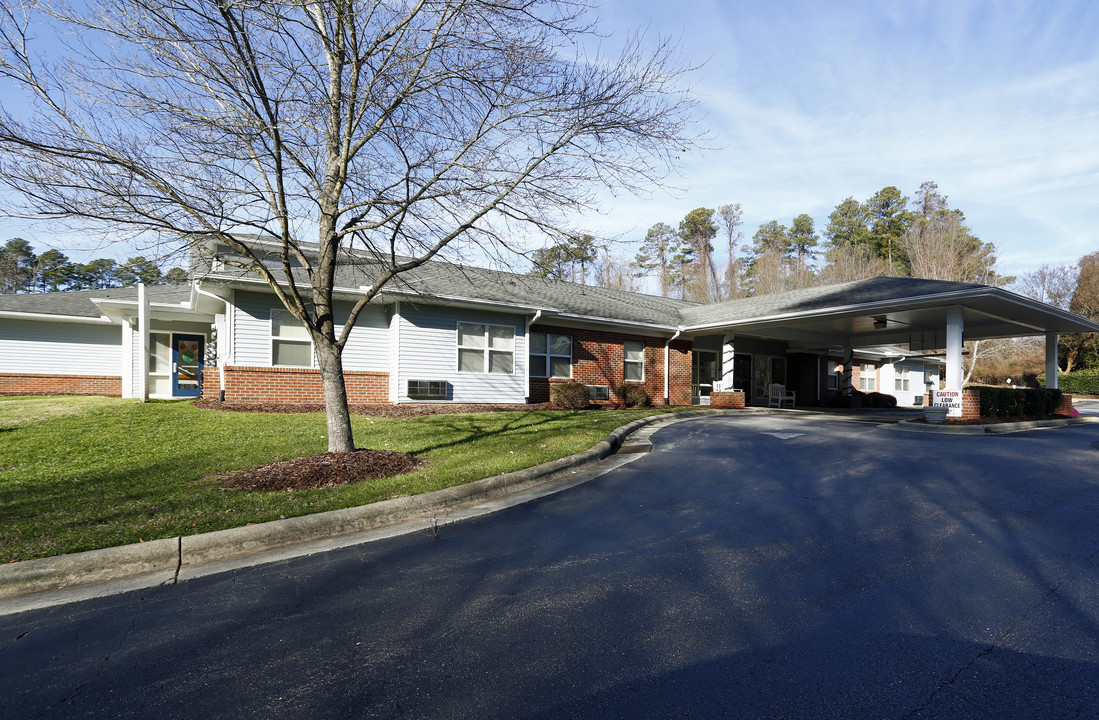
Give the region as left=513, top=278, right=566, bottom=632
left=528, top=180, right=1099, bottom=376
left=0, top=239, right=187, bottom=294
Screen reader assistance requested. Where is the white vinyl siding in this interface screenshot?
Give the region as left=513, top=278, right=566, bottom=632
left=397, top=305, right=526, bottom=403
left=529, top=332, right=572, bottom=378
left=623, top=340, right=645, bottom=382
left=0, top=317, right=120, bottom=374
left=229, top=291, right=388, bottom=371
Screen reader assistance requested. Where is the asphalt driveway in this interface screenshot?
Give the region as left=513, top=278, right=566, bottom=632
left=2, top=412, right=1098, bottom=719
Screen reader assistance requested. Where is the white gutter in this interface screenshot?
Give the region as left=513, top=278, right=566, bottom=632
left=0, top=310, right=114, bottom=324
left=664, top=328, right=682, bottom=405
left=525, top=310, right=543, bottom=402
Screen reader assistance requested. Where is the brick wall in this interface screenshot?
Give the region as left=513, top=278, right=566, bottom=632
left=202, top=366, right=389, bottom=404
left=529, top=324, right=693, bottom=406
left=960, top=387, right=980, bottom=421
left=1055, top=393, right=1074, bottom=416
left=710, top=390, right=746, bottom=408
left=0, top=373, right=122, bottom=397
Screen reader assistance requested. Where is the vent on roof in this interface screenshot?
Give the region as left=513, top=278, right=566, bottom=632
left=407, top=380, right=448, bottom=400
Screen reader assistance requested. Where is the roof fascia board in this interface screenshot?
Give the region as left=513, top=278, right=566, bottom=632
left=0, top=310, right=114, bottom=324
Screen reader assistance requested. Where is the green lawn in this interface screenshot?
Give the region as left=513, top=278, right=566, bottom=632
left=0, top=396, right=675, bottom=562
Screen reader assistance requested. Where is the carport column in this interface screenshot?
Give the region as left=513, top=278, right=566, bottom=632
left=1045, top=333, right=1059, bottom=389
left=945, top=306, right=964, bottom=392
left=841, top=346, right=854, bottom=396
left=721, top=333, right=735, bottom=388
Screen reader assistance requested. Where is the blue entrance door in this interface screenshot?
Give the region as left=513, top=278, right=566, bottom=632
left=172, top=334, right=204, bottom=398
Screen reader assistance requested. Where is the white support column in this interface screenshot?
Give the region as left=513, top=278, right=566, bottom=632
left=721, top=333, right=735, bottom=388
left=841, top=346, right=854, bottom=396
left=137, top=282, right=149, bottom=402
left=945, top=306, right=964, bottom=391
left=1045, top=332, right=1059, bottom=389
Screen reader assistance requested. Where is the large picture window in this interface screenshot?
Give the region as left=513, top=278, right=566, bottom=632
left=458, top=322, right=515, bottom=374
left=271, top=309, right=312, bottom=367
left=859, top=363, right=876, bottom=391
left=529, top=332, right=572, bottom=378
left=623, top=340, right=645, bottom=382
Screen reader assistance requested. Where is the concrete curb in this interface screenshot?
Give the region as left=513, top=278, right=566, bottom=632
left=0, top=409, right=727, bottom=607
left=895, top=415, right=1099, bottom=434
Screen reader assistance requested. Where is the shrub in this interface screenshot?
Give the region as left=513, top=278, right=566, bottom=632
left=550, top=380, right=590, bottom=410
left=618, top=384, right=651, bottom=407
left=1038, top=369, right=1099, bottom=395
left=976, top=387, right=1062, bottom=418
left=866, top=392, right=898, bottom=408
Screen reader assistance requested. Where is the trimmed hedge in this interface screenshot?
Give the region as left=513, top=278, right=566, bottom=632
left=618, top=384, right=652, bottom=408
left=550, top=380, right=590, bottom=410
left=976, top=387, right=1063, bottom=418
left=1037, top=369, right=1099, bottom=395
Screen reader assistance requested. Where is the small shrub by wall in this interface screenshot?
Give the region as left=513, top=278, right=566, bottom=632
left=618, top=384, right=651, bottom=407
left=550, top=380, right=590, bottom=410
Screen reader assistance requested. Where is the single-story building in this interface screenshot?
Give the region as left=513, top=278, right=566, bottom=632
left=1, top=236, right=1096, bottom=408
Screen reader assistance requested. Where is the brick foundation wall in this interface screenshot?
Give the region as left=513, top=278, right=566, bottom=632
left=1055, top=393, right=1074, bottom=416
left=529, top=325, right=693, bottom=406
left=710, top=390, right=746, bottom=408
left=203, top=366, right=389, bottom=404
left=960, top=388, right=981, bottom=421
left=0, top=373, right=122, bottom=397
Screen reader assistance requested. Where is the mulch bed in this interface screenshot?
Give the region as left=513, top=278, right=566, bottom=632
left=220, top=449, right=423, bottom=492
left=192, top=398, right=558, bottom=418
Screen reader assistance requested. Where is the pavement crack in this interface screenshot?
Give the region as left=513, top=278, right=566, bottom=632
left=902, top=580, right=1064, bottom=719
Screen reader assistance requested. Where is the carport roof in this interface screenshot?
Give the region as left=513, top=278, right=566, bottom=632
left=679, top=276, right=1099, bottom=349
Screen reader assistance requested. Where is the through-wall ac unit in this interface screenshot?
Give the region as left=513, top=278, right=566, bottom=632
left=407, top=379, right=447, bottom=400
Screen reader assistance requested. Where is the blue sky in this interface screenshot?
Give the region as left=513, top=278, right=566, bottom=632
left=578, top=0, right=1099, bottom=277
left=2, top=0, right=1096, bottom=279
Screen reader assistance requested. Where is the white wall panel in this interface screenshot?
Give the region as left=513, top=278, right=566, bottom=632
left=0, top=317, right=121, bottom=374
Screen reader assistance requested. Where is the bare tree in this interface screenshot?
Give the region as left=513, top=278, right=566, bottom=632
left=594, top=253, right=641, bottom=292
left=717, top=202, right=744, bottom=299
left=0, top=0, right=699, bottom=451
left=817, top=244, right=890, bottom=285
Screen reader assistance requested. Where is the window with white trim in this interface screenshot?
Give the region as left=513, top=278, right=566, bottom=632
left=271, top=309, right=313, bottom=367
left=827, top=360, right=839, bottom=390
left=623, top=340, right=645, bottom=382
left=894, top=365, right=911, bottom=392
left=859, top=363, right=876, bottom=391
left=529, top=332, right=572, bottom=378
left=457, top=322, right=515, bottom=374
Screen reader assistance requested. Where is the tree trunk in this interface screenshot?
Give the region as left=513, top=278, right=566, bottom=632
left=315, top=338, right=355, bottom=453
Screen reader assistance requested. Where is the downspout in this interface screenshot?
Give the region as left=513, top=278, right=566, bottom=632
left=664, top=328, right=682, bottom=406
left=525, top=310, right=542, bottom=403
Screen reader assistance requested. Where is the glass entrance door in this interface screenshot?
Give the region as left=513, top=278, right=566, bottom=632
left=172, top=334, right=204, bottom=397
left=691, top=350, right=719, bottom=402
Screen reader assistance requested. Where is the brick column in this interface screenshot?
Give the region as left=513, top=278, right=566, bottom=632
left=710, top=390, right=745, bottom=408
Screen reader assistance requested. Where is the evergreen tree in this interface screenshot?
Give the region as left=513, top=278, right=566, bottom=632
left=633, top=222, right=681, bottom=297
left=0, top=238, right=36, bottom=293
left=678, top=207, right=719, bottom=301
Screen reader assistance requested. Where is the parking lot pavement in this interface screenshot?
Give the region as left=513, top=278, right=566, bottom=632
left=2, top=413, right=1098, bottom=719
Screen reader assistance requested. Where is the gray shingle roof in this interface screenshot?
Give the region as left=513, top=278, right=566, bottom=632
left=0, top=286, right=191, bottom=318
left=678, top=276, right=986, bottom=328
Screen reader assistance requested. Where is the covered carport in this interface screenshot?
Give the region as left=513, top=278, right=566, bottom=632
left=679, top=277, right=1099, bottom=407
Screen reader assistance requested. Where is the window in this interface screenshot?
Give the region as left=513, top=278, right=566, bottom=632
left=894, top=365, right=911, bottom=392
left=859, top=363, right=876, bottom=391
left=271, top=309, right=312, bottom=367
left=147, top=333, right=172, bottom=396
left=529, top=332, right=572, bottom=378
left=457, top=322, right=514, bottom=374
left=623, top=340, right=645, bottom=381
left=827, top=360, right=840, bottom=390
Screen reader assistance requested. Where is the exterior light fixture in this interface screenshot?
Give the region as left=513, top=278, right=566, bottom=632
left=873, top=317, right=887, bottom=330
